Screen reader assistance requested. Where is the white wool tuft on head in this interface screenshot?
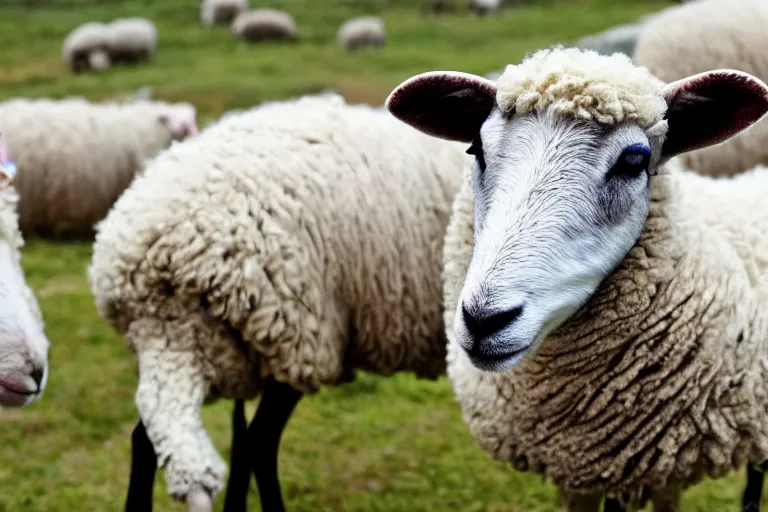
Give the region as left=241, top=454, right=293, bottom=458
left=496, top=46, right=668, bottom=129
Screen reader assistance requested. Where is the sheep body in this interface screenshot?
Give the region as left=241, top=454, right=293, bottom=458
left=61, top=22, right=112, bottom=73
left=107, top=17, right=157, bottom=65
left=634, top=0, right=768, bottom=177
left=231, top=9, right=298, bottom=42
left=576, top=22, right=644, bottom=57
left=336, top=16, right=387, bottom=51
left=468, top=0, right=501, bottom=15
left=442, top=48, right=768, bottom=507
left=89, top=94, right=469, bottom=499
left=200, top=0, right=248, bottom=26
left=0, top=97, right=198, bottom=237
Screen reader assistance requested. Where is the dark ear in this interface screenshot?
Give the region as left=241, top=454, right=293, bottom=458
left=662, top=70, right=768, bottom=158
left=386, top=71, right=497, bottom=143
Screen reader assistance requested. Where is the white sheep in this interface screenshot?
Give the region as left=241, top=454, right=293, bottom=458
left=634, top=0, right=768, bottom=178
left=106, top=17, right=157, bottom=66
left=231, top=9, right=298, bottom=43
left=0, top=95, right=198, bottom=238
left=88, top=93, right=469, bottom=511
left=468, top=0, right=501, bottom=15
left=336, top=16, right=387, bottom=51
left=200, top=0, right=248, bottom=26
left=387, top=47, right=768, bottom=510
left=576, top=22, right=645, bottom=58
left=0, top=133, right=49, bottom=408
left=61, top=22, right=111, bottom=73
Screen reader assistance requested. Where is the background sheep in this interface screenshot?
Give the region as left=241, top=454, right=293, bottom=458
left=0, top=133, right=49, bottom=409
left=106, top=17, right=157, bottom=65
left=61, top=22, right=111, bottom=73
left=468, top=0, right=501, bottom=15
left=633, top=0, right=768, bottom=178
left=231, top=9, right=298, bottom=43
left=89, top=93, right=469, bottom=511
left=337, top=16, right=387, bottom=51
left=387, top=47, right=768, bottom=511
left=424, top=0, right=456, bottom=15
left=0, top=96, right=198, bottom=238
left=200, top=0, right=248, bottom=26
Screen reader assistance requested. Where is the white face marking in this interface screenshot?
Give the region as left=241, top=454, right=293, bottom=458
left=0, top=241, right=48, bottom=407
left=456, top=109, right=653, bottom=373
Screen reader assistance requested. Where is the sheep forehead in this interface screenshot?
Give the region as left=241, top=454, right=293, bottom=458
left=495, top=47, right=668, bottom=130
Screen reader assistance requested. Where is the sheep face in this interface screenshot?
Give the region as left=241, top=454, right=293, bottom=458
left=158, top=103, right=199, bottom=140
left=387, top=55, right=768, bottom=374
left=0, top=134, right=48, bottom=407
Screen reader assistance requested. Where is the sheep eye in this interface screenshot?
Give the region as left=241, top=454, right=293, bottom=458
left=466, top=135, right=486, bottom=172
left=606, top=144, right=650, bottom=181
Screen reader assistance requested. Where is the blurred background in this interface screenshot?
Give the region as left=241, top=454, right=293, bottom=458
left=0, top=0, right=750, bottom=510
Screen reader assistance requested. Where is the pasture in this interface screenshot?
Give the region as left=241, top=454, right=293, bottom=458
left=0, top=0, right=754, bottom=510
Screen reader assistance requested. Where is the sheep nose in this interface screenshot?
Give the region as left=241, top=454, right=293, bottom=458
left=462, top=303, right=523, bottom=342
left=30, top=366, right=44, bottom=391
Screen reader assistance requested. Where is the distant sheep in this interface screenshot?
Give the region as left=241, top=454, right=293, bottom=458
left=201, top=0, right=248, bottom=26
left=107, top=17, right=157, bottom=65
left=468, top=0, right=501, bottom=15
left=0, top=96, right=198, bottom=238
left=62, top=22, right=111, bottom=73
left=577, top=22, right=644, bottom=57
left=424, top=0, right=456, bottom=14
left=337, top=16, right=386, bottom=51
left=634, top=0, right=768, bottom=178
left=231, top=9, right=298, bottom=43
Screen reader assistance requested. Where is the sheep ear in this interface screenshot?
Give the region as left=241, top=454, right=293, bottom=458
left=662, top=70, right=768, bottom=158
left=386, top=71, right=496, bottom=143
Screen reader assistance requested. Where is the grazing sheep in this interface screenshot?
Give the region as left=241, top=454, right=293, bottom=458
left=61, top=22, right=111, bottom=73
left=0, top=96, right=198, bottom=238
left=387, top=47, right=768, bottom=510
left=634, top=0, right=768, bottom=178
left=336, top=16, right=387, bottom=51
left=424, top=0, right=456, bottom=15
left=0, top=133, right=49, bottom=408
left=576, top=22, right=644, bottom=57
left=106, top=17, right=157, bottom=65
left=200, top=0, right=248, bottom=26
left=231, top=9, right=298, bottom=43
left=89, top=93, right=469, bottom=512
left=468, top=0, right=501, bottom=15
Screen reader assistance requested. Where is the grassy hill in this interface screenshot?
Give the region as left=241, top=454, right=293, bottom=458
left=0, top=0, right=756, bottom=510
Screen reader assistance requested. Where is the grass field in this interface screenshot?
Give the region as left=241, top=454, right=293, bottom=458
left=0, top=0, right=759, bottom=510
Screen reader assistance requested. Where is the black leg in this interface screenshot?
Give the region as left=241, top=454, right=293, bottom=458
left=250, top=379, right=302, bottom=512
left=743, top=463, right=765, bottom=512
left=125, top=420, right=157, bottom=512
left=603, top=497, right=626, bottom=512
left=223, top=399, right=251, bottom=512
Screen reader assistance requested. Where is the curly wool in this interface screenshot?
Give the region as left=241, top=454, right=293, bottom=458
left=496, top=47, right=667, bottom=129
left=634, top=0, right=768, bottom=177
left=0, top=97, right=190, bottom=237
left=89, top=94, right=469, bottom=498
left=444, top=50, right=768, bottom=506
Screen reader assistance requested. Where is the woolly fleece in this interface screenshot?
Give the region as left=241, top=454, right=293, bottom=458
left=89, top=94, right=469, bottom=498
left=444, top=48, right=768, bottom=506
left=634, top=0, right=768, bottom=177
left=0, top=97, right=196, bottom=237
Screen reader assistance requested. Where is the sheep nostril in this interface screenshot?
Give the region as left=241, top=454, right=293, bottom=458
left=462, top=303, right=524, bottom=340
left=29, top=367, right=44, bottom=391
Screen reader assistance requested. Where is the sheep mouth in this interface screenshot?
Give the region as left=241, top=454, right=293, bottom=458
left=0, top=379, right=37, bottom=406
left=467, top=345, right=528, bottom=372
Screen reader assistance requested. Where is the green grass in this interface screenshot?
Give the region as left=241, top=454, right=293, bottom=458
left=0, top=0, right=758, bottom=510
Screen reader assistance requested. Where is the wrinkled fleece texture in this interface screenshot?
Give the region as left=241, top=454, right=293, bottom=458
left=89, top=94, right=469, bottom=499
left=444, top=48, right=768, bottom=507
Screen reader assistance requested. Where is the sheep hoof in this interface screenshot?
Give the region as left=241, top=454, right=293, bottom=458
left=187, top=487, right=213, bottom=512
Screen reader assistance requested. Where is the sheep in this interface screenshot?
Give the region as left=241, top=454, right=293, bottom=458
left=200, top=0, right=248, bottom=26
left=576, top=22, right=644, bottom=58
left=88, top=93, right=470, bottom=512
left=386, top=47, right=768, bottom=511
left=424, top=0, right=456, bottom=15
left=634, top=0, right=768, bottom=178
left=61, top=22, right=111, bottom=73
left=231, top=9, right=298, bottom=43
left=468, top=0, right=501, bottom=16
left=106, top=17, right=157, bottom=65
left=0, top=133, right=49, bottom=408
left=0, top=96, right=198, bottom=238
left=336, top=16, right=387, bottom=52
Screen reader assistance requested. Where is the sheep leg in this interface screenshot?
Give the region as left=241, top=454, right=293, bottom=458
left=743, top=463, right=764, bottom=512
left=650, top=484, right=681, bottom=512
left=124, top=420, right=157, bottom=512
left=559, top=489, right=602, bottom=512
left=222, top=399, right=251, bottom=512
left=603, top=498, right=626, bottom=512
left=249, top=379, right=302, bottom=512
